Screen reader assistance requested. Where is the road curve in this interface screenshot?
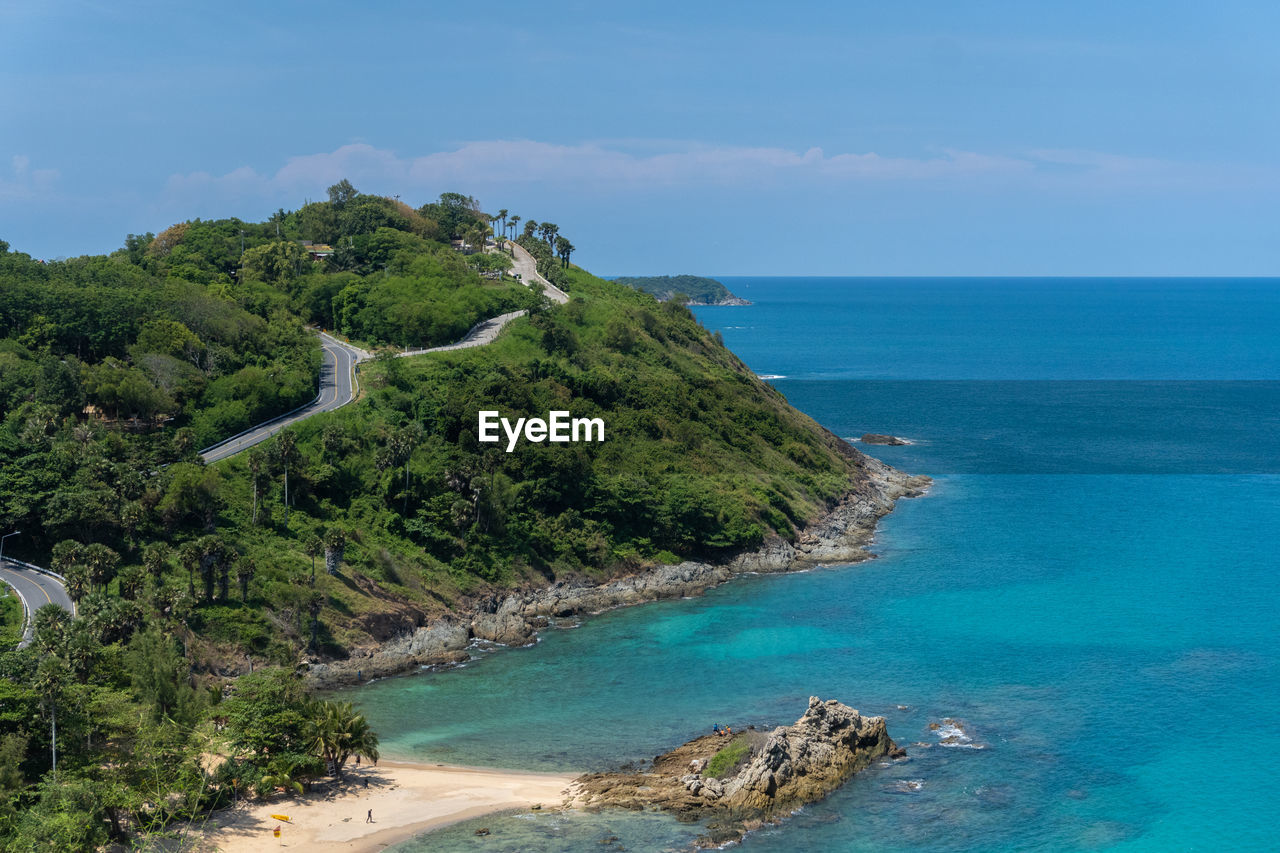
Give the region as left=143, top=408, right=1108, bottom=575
left=1, top=560, right=75, bottom=647
left=508, top=241, right=570, bottom=304
left=199, top=247, right=565, bottom=464
left=199, top=333, right=368, bottom=464
left=399, top=310, right=529, bottom=357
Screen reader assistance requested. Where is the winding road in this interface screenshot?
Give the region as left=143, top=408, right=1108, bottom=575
left=1, top=559, right=75, bottom=646
left=199, top=333, right=369, bottom=464
left=201, top=243, right=564, bottom=464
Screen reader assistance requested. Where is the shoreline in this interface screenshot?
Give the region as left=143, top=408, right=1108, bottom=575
left=194, top=759, right=575, bottom=852
left=307, top=451, right=929, bottom=689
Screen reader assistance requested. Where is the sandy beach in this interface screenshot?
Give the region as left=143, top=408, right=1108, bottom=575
left=196, top=759, right=576, bottom=852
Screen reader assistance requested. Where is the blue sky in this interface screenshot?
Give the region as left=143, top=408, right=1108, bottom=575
left=2, top=0, right=1277, bottom=275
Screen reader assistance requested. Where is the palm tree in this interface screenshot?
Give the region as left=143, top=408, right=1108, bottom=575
left=387, top=424, right=419, bottom=515
left=236, top=557, right=256, bottom=602
left=555, top=235, right=575, bottom=269
left=275, top=431, right=299, bottom=526
left=323, top=528, right=346, bottom=576
left=35, top=654, right=71, bottom=779
left=51, top=540, right=87, bottom=603
left=83, top=543, right=120, bottom=594
left=219, top=548, right=236, bottom=602
left=177, top=541, right=200, bottom=599
left=248, top=446, right=266, bottom=526
left=117, top=563, right=145, bottom=601
left=508, top=215, right=521, bottom=243
left=523, top=219, right=538, bottom=239
left=307, top=590, right=324, bottom=652
left=304, top=535, right=322, bottom=586
left=306, top=700, right=380, bottom=778
left=142, top=543, right=168, bottom=589
left=497, top=208, right=508, bottom=239
left=31, top=605, right=71, bottom=657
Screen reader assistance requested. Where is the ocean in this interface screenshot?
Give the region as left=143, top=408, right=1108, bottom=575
left=350, top=277, right=1280, bottom=851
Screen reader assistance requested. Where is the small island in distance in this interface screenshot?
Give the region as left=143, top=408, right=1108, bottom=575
left=613, top=274, right=751, bottom=306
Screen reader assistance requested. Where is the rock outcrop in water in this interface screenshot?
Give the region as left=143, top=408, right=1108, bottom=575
left=860, top=433, right=910, bottom=445
left=571, top=697, right=900, bottom=847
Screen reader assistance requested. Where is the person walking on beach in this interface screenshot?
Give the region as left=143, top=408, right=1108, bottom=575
left=366, top=809, right=373, bottom=823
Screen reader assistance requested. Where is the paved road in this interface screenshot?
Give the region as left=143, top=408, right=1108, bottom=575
left=400, top=310, right=530, bottom=357
left=199, top=333, right=368, bottom=464
left=508, top=241, right=570, bottom=304
left=1, top=560, right=75, bottom=647
left=198, top=246, right=566, bottom=464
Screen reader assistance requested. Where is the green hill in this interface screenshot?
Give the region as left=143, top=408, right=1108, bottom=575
left=612, top=274, right=749, bottom=305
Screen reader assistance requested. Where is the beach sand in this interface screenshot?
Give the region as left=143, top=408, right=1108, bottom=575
left=196, top=759, right=576, bottom=852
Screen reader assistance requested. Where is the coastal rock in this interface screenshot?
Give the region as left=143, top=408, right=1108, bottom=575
left=471, top=610, right=536, bottom=646
left=305, top=448, right=929, bottom=689
left=719, top=697, right=895, bottom=813
left=572, top=697, right=896, bottom=847
left=860, top=433, right=910, bottom=446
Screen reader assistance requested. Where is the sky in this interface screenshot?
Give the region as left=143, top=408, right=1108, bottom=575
left=2, top=0, right=1278, bottom=275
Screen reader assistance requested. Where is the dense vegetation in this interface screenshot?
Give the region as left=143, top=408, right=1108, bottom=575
left=0, top=183, right=857, bottom=849
left=611, top=274, right=747, bottom=305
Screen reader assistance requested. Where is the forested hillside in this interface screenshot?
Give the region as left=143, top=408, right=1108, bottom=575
left=0, top=185, right=861, bottom=849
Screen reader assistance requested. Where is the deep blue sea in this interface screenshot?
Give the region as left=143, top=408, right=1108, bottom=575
left=353, top=278, right=1280, bottom=852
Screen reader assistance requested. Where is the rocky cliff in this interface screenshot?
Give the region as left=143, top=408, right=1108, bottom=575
left=571, top=697, right=900, bottom=847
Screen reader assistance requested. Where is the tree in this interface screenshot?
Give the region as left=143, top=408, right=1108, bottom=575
left=306, top=700, right=379, bottom=778
left=240, top=240, right=305, bottom=284
left=323, top=528, right=346, bottom=576
left=497, top=209, right=508, bottom=239
left=248, top=446, right=267, bottom=526
left=327, top=179, right=358, bottom=208
left=236, top=556, right=256, bottom=602
left=508, top=214, right=521, bottom=242
left=523, top=219, right=538, bottom=239
left=141, top=543, right=169, bottom=589
left=389, top=424, right=420, bottom=515
left=125, top=628, right=203, bottom=725
left=176, top=540, right=200, bottom=600
left=555, top=235, right=575, bottom=269
left=304, top=534, right=322, bottom=586
left=307, top=590, right=324, bottom=652
left=31, top=604, right=71, bottom=657
left=274, top=430, right=299, bottom=526
left=34, top=654, right=71, bottom=779
left=82, top=543, right=120, bottom=594
left=159, top=463, right=221, bottom=531
left=116, top=563, right=145, bottom=601
left=50, top=540, right=88, bottom=604
left=540, top=222, right=559, bottom=247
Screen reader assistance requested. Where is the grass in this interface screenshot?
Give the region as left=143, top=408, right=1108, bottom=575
left=0, top=587, right=24, bottom=649
left=704, top=735, right=753, bottom=779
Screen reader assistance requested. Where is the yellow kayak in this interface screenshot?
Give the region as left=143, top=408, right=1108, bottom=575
left=270, top=814, right=291, bottom=822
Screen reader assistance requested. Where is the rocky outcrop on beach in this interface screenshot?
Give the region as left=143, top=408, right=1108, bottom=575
left=571, top=697, right=899, bottom=847
left=860, top=433, right=910, bottom=445
left=306, top=456, right=929, bottom=688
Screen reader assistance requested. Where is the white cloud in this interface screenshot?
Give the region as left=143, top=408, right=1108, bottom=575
left=0, top=154, right=59, bottom=199
left=161, top=140, right=1273, bottom=206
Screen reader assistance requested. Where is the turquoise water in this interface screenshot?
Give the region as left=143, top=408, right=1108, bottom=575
left=354, top=278, right=1280, bottom=851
